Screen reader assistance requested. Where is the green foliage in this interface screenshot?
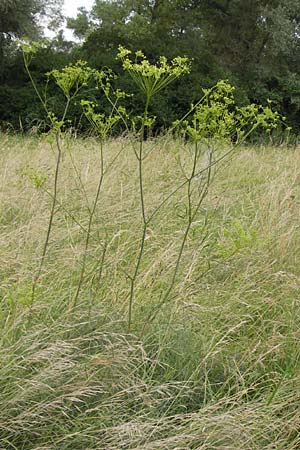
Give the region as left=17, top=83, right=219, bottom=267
left=0, top=0, right=63, bottom=36
left=21, top=165, right=49, bottom=189
left=66, top=7, right=91, bottom=40
left=1, top=0, right=300, bottom=136
left=179, top=81, right=280, bottom=145
left=81, top=100, right=121, bottom=139
left=216, top=220, right=260, bottom=258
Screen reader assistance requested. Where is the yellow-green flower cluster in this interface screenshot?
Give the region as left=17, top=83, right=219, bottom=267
left=185, top=81, right=236, bottom=142
left=48, top=61, right=92, bottom=100
left=117, top=46, right=190, bottom=100
left=180, top=80, right=280, bottom=145
left=81, top=100, right=121, bottom=139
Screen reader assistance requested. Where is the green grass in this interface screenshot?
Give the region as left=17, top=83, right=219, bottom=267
left=1, top=133, right=300, bottom=449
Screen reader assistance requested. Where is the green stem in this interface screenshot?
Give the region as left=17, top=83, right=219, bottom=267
left=142, top=145, right=213, bottom=331
left=31, top=132, right=61, bottom=303
left=127, top=95, right=150, bottom=331
left=71, top=139, right=105, bottom=309
left=30, top=99, right=70, bottom=304
left=23, top=55, right=48, bottom=117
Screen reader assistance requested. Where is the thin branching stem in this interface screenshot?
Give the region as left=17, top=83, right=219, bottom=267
left=139, top=127, right=261, bottom=328
left=31, top=132, right=62, bottom=303
left=69, top=135, right=127, bottom=309
left=30, top=98, right=70, bottom=304
left=71, top=139, right=105, bottom=309
left=40, top=186, right=87, bottom=233
left=142, top=144, right=213, bottom=331
left=67, top=148, right=92, bottom=214
left=127, top=96, right=150, bottom=330
left=23, top=55, right=48, bottom=116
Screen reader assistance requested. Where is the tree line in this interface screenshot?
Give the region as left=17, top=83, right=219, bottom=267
left=1, top=0, right=300, bottom=137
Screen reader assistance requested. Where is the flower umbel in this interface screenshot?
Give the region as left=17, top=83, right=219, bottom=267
left=179, top=80, right=280, bottom=145
left=117, top=46, right=190, bottom=100
left=47, top=61, right=92, bottom=100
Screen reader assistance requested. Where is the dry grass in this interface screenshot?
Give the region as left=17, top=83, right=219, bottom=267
left=1, top=133, right=300, bottom=449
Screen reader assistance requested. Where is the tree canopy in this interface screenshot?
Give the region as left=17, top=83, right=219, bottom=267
left=1, top=0, right=300, bottom=136
left=0, top=0, right=63, bottom=36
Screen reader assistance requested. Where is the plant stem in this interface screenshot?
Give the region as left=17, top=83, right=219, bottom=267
left=142, top=144, right=213, bottom=330
left=127, top=96, right=150, bottom=330
left=30, top=99, right=70, bottom=304
left=23, top=56, right=48, bottom=117
left=71, top=140, right=105, bottom=309
left=31, top=132, right=62, bottom=303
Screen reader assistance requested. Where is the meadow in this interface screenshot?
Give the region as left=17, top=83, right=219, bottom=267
left=0, top=133, right=300, bottom=449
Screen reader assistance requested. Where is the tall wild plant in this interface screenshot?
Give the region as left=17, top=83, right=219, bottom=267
left=22, top=42, right=279, bottom=330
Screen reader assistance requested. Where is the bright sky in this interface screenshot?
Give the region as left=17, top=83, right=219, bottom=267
left=63, top=0, right=94, bottom=39
left=44, top=0, right=94, bottom=40
left=63, top=0, right=94, bottom=18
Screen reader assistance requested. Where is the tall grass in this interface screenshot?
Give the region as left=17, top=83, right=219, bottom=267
left=1, top=134, right=300, bottom=449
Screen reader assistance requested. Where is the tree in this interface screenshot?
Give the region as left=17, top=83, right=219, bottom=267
left=0, top=0, right=64, bottom=79
left=0, top=0, right=70, bottom=130
left=0, top=0, right=63, bottom=37
left=2, top=0, right=300, bottom=134
left=66, top=7, right=91, bottom=41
